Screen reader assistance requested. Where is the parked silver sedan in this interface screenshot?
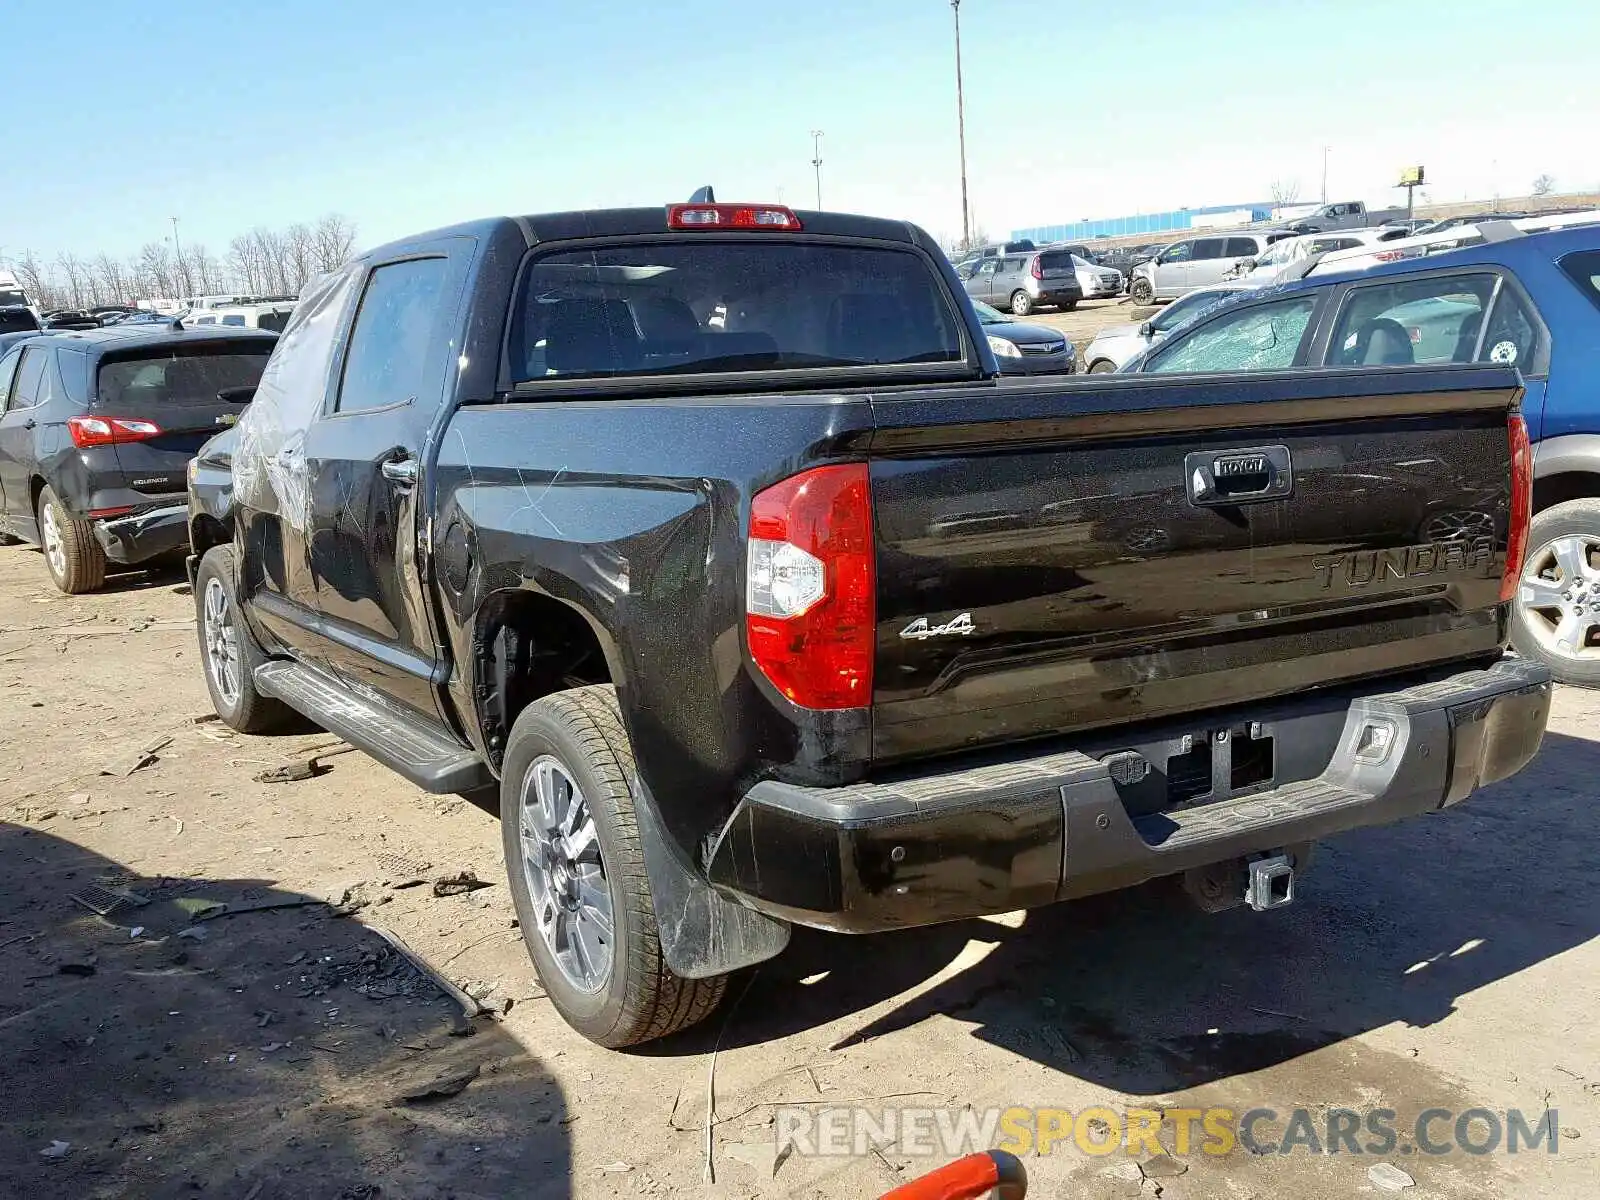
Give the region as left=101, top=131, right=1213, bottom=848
left=1081, top=283, right=1257, bottom=373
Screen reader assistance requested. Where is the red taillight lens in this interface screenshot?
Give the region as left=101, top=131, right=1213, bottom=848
left=668, top=203, right=802, bottom=231
left=1030, top=257, right=1043, bottom=280
left=1372, top=250, right=1406, bottom=263
left=1502, top=413, right=1532, bottom=603
left=746, top=464, right=874, bottom=709
left=67, top=415, right=163, bottom=448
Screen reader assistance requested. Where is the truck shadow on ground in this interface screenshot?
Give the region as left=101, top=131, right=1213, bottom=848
left=696, top=731, right=1598, bottom=1096
left=0, top=822, right=570, bottom=1200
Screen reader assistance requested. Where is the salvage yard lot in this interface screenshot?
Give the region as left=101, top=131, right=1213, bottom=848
left=1, top=481, right=1597, bottom=1198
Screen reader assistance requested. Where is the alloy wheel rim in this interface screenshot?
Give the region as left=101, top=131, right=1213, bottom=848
left=202, top=577, right=242, bottom=705
left=1519, top=533, right=1600, bottom=661
left=41, top=503, right=65, bottom=578
left=518, top=755, right=613, bottom=993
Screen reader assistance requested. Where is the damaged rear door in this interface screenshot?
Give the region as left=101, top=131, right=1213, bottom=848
left=301, top=240, right=474, bottom=722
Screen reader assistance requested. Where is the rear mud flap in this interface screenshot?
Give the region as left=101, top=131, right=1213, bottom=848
left=630, top=772, right=790, bottom=979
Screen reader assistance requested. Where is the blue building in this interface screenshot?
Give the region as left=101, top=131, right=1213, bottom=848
left=1013, top=201, right=1275, bottom=244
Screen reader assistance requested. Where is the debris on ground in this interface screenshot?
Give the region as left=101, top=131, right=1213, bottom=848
left=597, top=1161, right=633, bottom=1175
left=38, top=1140, right=71, bottom=1161
left=725, top=1140, right=782, bottom=1178
left=70, top=880, right=152, bottom=917
left=255, top=744, right=357, bottom=783
left=1369, top=1162, right=1417, bottom=1191
left=399, top=1064, right=480, bottom=1104
left=369, top=925, right=492, bottom=1018
left=101, top=733, right=174, bottom=777
left=192, top=897, right=328, bottom=923
left=431, top=869, right=491, bottom=897
left=1141, top=1152, right=1187, bottom=1179
left=58, top=958, right=98, bottom=977
left=375, top=851, right=434, bottom=888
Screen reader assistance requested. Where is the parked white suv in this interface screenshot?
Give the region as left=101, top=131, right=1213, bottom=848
left=1129, top=230, right=1296, bottom=303
left=1232, top=229, right=1399, bottom=285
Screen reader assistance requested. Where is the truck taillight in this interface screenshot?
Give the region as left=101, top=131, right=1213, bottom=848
left=668, top=203, right=802, bottom=230
left=1502, top=413, right=1532, bottom=604
left=746, top=464, right=874, bottom=709
left=67, top=415, right=163, bottom=448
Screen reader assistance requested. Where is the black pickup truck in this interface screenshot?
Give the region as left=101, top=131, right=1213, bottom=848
left=187, top=198, right=1551, bottom=1047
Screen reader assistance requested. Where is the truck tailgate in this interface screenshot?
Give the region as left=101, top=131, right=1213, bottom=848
left=868, top=366, right=1522, bottom=762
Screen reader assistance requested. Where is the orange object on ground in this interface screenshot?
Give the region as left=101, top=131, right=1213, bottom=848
left=877, top=1150, right=1027, bottom=1200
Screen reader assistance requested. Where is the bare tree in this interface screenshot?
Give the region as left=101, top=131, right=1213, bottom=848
left=14, top=251, right=57, bottom=309
left=136, top=242, right=178, bottom=300
left=56, top=253, right=91, bottom=309
left=26, top=211, right=358, bottom=305
left=228, top=233, right=265, bottom=295
left=1532, top=173, right=1556, bottom=197
left=188, top=244, right=222, bottom=294
left=284, top=222, right=317, bottom=293
left=312, top=213, right=357, bottom=272
left=94, top=253, right=130, bottom=304
left=1270, top=178, right=1302, bottom=208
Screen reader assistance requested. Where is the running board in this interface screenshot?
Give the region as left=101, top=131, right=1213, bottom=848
left=254, top=661, right=493, bottom=794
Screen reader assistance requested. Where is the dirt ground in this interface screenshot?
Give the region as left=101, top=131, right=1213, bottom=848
left=2, top=390, right=1598, bottom=1198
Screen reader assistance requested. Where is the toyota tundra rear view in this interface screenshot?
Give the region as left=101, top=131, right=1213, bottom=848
left=188, top=199, right=1551, bottom=1047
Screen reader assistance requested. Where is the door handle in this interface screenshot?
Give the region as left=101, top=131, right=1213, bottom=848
left=1186, top=445, right=1294, bottom=507
left=381, top=455, right=418, bottom=486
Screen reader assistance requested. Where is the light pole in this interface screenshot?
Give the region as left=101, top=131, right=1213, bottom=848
left=170, top=216, right=189, bottom=294
left=952, top=0, right=971, bottom=250
left=1321, top=146, right=1330, bottom=204
left=811, top=130, right=825, bottom=210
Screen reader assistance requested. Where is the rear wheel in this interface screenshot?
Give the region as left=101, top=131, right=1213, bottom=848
left=1009, top=290, right=1033, bottom=317
left=1059, top=300, right=1078, bottom=311
left=194, top=545, right=293, bottom=732
left=1130, top=277, right=1154, bottom=305
left=37, top=486, right=105, bottom=594
left=1510, top=499, right=1600, bottom=686
left=501, top=685, right=726, bottom=1047
left=1088, top=360, right=1118, bottom=373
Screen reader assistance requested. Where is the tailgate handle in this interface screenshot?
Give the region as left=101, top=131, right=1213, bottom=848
left=1186, top=445, right=1293, bottom=507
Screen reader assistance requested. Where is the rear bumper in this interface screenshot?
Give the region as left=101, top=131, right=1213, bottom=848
left=1030, top=287, right=1082, bottom=307
left=706, top=658, right=1551, bottom=933
left=92, top=502, right=189, bottom=565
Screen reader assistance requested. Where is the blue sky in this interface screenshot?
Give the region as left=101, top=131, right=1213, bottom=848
left=5, top=0, right=1598, bottom=264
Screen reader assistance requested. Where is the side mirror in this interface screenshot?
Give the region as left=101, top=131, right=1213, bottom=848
left=217, top=385, right=257, bottom=405
left=1139, top=321, right=1153, bottom=338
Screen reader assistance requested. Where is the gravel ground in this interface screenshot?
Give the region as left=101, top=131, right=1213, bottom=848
left=0, top=465, right=1596, bottom=1198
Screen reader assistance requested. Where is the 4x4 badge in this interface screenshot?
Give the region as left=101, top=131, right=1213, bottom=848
left=900, top=613, right=976, bottom=641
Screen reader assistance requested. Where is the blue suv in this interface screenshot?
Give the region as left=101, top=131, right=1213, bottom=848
left=1122, top=222, right=1600, bottom=685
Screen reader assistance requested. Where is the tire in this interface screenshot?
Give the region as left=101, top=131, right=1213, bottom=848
left=1060, top=300, right=1078, bottom=311
left=194, top=545, right=293, bottom=732
left=1009, top=290, right=1033, bottom=317
left=501, top=685, right=726, bottom=1047
left=1130, top=277, right=1154, bottom=305
left=1509, top=498, right=1600, bottom=687
left=37, top=485, right=106, bottom=594
left=1088, top=360, right=1118, bottom=374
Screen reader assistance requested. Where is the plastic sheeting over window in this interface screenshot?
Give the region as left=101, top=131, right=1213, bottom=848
left=232, top=267, right=360, bottom=531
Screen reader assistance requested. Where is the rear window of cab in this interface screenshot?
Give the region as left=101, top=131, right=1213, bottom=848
left=508, top=241, right=965, bottom=383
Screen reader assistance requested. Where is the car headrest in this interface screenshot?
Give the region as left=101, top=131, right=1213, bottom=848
left=1359, top=317, right=1415, bottom=366
left=545, top=299, right=640, bottom=376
